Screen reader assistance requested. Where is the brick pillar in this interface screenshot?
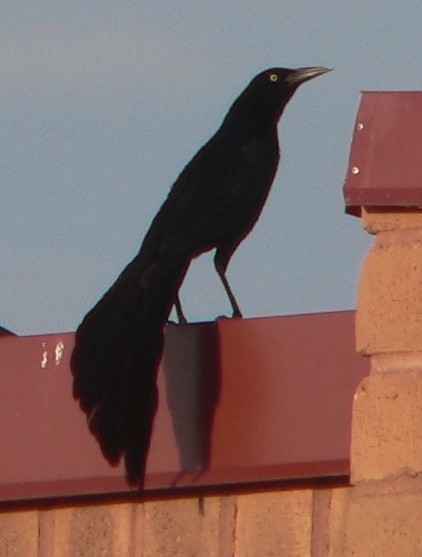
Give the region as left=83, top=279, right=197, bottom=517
left=346, top=207, right=422, bottom=553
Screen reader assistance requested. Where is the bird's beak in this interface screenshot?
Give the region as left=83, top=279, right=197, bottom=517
left=287, top=66, right=332, bottom=85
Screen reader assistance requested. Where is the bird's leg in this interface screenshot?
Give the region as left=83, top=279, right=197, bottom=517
left=217, top=270, right=243, bottom=318
left=174, top=295, right=188, bottom=324
left=214, top=253, right=243, bottom=318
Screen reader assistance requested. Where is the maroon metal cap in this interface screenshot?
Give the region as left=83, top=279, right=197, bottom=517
left=0, top=311, right=368, bottom=503
left=343, top=92, right=422, bottom=216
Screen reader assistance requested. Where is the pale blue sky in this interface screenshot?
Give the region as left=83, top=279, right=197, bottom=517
left=1, top=2, right=421, bottom=334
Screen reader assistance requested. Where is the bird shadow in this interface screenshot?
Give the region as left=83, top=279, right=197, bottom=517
left=162, top=321, right=221, bottom=484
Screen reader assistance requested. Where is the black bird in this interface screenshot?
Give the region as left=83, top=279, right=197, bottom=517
left=71, top=66, right=331, bottom=487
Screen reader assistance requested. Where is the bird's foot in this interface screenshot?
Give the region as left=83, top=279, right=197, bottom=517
left=177, top=315, right=188, bottom=325
left=215, top=312, right=243, bottom=321
left=215, top=314, right=229, bottom=321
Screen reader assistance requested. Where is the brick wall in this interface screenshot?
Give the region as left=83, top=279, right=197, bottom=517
left=345, top=208, right=422, bottom=555
left=0, top=489, right=335, bottom=556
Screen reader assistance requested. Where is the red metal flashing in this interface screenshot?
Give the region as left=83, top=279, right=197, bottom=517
left=344, top=91, right=422, bottom=216
left=0, top=311, right=368, bottom=502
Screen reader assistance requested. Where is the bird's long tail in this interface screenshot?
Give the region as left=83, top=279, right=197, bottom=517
left=71, top=253, right=188, bottom=487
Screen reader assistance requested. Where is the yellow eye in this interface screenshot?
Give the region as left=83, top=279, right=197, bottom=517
left=269, top=74, right=278, bottom=82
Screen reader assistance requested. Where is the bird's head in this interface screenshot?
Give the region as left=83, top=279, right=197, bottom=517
left=261, top=66, right=333, bottom=87
left=228, top=66, right=332, bottom=127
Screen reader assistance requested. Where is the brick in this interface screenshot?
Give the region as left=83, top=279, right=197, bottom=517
left=0, top=510, right=38, bottom=557
left=339, top=484, right=422, bottom=556
left=217, top=495, right=237, bottom=557
left=362, top=207, right=422, bottom=235
left=351, top=370, right=422, bottom=482
left=234, top=490, right=312, bottom=557
left=370, top=352, right=422, bottom=374
left=39, top=504, right=133, bottom=557
left=314, top=484, right=422, bottom=556
left=356, top=229, right=422, bottom=354
left=141, top=496, right=221, bottom=557
left=322, top=487, right=351, bottom=557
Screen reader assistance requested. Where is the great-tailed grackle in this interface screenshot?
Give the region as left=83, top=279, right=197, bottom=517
left=71, top=66, right=331, bottom=487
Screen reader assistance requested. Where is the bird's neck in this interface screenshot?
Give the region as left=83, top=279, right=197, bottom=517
left=222, top=97, right=288, bottom=139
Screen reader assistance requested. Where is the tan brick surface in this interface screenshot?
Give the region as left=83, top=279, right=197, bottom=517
left=37, top=503, right=133, bottom=557
left=141, top=496, right=222, bottom=557
left=351, top=370, right=422, bottom=482
left=323, top=487, right=351, bottom=557
left=0, top=510, right=38, bottom=557
left=324, top=484, right=422, bottom=557
left=362, top=207, right=422, bottom=234
left=356, top=229, right=422, bottom=354
left=234, top=490, right=312, bottom=557
left=341, top=485, right=422, bottom=556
